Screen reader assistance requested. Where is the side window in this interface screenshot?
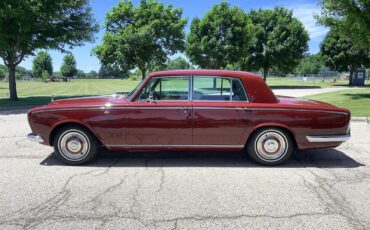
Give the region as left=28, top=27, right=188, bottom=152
left=193, top=76, right=231, bottom=101
left=232, top=79, right=248, bottom=101
left=139, top=76, right=189, bottom=101
left=193, top=76, right=247, bottom=101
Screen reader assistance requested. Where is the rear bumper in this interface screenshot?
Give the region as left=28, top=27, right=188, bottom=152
left=27, top=133, right=44, bottom=143
left=306, top=134, right=350, bottom=143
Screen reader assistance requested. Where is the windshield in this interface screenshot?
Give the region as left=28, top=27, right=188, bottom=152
left=127, top=79, right=145, bottom=99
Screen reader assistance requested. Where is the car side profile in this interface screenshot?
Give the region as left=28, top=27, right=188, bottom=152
left=27, top=70, right=351, bottom=165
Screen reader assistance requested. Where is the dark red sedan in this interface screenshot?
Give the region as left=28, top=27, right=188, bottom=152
left=27, top=70, right=351, bottom=165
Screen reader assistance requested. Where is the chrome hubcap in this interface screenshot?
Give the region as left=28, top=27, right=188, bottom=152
left=255, top=130, right=288, bottom=162
left=58, top=131, right=90, bottom=161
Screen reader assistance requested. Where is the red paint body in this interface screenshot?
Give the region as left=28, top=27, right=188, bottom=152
left=27, top=70, right=350, bottom=151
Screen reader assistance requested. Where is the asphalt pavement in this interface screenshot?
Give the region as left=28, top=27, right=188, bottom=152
left=0, top=112, right=370, bottom=229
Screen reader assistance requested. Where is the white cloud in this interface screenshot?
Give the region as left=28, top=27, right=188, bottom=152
left=287, top=4, right=329, bottom=40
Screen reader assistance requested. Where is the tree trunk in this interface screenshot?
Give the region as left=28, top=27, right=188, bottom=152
left=8, top=65, right=18, bottom=101
left=262, top=68, right=269, bottom=82
left=140, top=68, right=146, bottom=80
left=349, top=70, right=354, bottom=86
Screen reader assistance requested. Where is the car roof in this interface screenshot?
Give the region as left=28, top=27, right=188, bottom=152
left=148, top=69, right=262, bottom=80
left=146, top=69, right=278, bottom=103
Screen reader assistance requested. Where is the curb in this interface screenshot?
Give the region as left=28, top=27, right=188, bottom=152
left=351, top=117, right=370, bottom=123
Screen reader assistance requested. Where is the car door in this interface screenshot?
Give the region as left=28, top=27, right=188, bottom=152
left=192, top=76, right=252, bottom=146
left=125, top=76, right=192, bottom=146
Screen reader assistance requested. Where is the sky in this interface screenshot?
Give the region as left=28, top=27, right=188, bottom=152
left=14, top=0, right=328, bottom=72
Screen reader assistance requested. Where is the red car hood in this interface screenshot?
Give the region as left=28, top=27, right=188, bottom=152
left=276, top=95, right=348, bottom=113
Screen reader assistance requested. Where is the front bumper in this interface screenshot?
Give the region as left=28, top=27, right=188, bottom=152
left=27, top=133, right=44, bottom=143
left=306, top=134, right=350, bottom=143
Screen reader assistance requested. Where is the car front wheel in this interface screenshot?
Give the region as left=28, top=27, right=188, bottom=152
left=247, top=128, right=293, bottom=165
left=54, top=126, right=98, bottom=165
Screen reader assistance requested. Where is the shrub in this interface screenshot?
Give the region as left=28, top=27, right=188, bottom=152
left=129, top=75, right=138, bottom=81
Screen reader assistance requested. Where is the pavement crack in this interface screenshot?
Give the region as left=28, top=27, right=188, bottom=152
left=295, top=158, right=369, bottom=229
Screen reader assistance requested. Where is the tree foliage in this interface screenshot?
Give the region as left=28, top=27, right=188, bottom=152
left=0, top=0, right=98, bottom=100
left=243, top=7, right=309, bottom=81
left=94, top=0, right=187, bottom=79
left=166, top=57, right=193, bottom=70
left=87, top=70, right=98, bottom=78
left=32, top=51, right=53, bottom=78
left=294, top=54, right=325, bottom=74
left=317, top=0, right=370, bottom=49
left=98, top=64, right=126, bottom=79
left=152, top=56, right=194, bottom=71
left=186, top=2, right=252, bottom=69
left=61, top=54, right=78, bottom=78
left=320, top=30, right=370, bottom=85
left=76, top=69, right=86, bottom=78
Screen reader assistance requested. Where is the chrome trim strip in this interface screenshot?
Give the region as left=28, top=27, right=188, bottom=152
left=27, top=133, right=44, bottom=143
left=249, top=107, right=348, bottom=115
left=107, top=144, right=244, bottom=148
left=306, top=134, right=350, bottom=142
left=193, top=107, right=246, bottom=110
left=31, top=106, right=348, bottom=115
left=32, top=107, right=104, bottom=113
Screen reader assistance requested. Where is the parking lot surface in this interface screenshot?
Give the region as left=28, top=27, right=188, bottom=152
left=0, top=113, right=370, bottom=229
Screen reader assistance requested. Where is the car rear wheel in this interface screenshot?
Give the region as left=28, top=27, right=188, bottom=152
left=247, top=128, right=293, bottom=165
left=54, top=126, right=98, bottom=165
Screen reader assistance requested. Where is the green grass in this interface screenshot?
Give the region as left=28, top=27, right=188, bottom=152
left=266, top=78, right=352, bottom=88
left=0, top=79, right=140, bottom=108
left=305, top=89, right=370, bottom=117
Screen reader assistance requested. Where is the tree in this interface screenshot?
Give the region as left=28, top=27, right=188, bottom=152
left=32, top=51, right=53, bottom=78
left=294, top=54, right=325, bottom=74
left=94, top=0, right=187, bottom=79
left=166, top=57, right=193, bottom=70
left=61, top=54, right=78, bottom=78
left=42, top=70, right=49, bottom=82
left=0, top=0, right=98, bottom=101
left=152, top=56, right=194, bottom=71
left=76, top=69, right=86, bottom=78
left=320, top=30, right=370, bottom=85
left=317, top=0, right=370, bottom=49
left=98, top=64, right=123, bottom=78
left=186, top=2, right=252, bottom=69
left=86, top=70, right=98, bottom=78
left=244, top=7, right=309, bottom=81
